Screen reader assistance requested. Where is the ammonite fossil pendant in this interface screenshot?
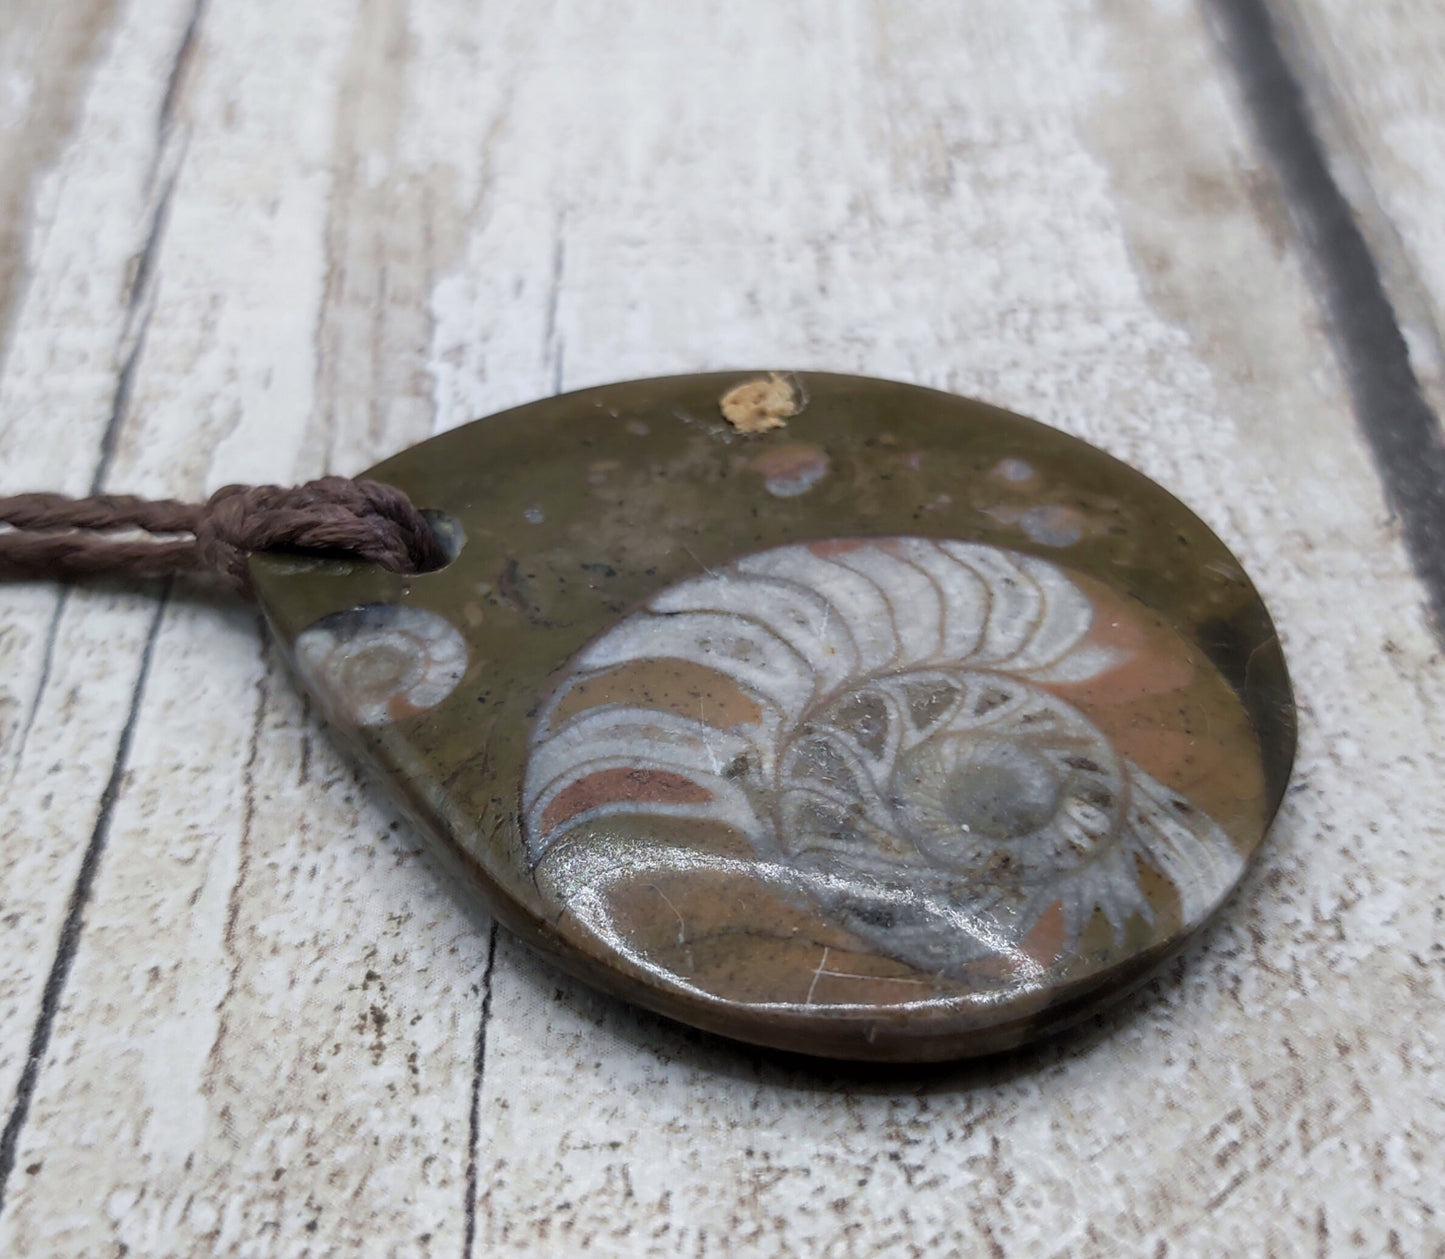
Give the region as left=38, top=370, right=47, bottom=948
left=252, top=372, right=1296, bottom=1062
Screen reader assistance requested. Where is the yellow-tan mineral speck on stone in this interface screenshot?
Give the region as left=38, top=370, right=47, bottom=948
left=719, top=373, right=804, bottom=433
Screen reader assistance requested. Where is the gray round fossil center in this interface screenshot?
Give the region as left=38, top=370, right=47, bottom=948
left=937, top=740, right=1064, bottom=842
left=336, top=633, right=428, bottom=695
left=892, top=724, right=1112, bottom=878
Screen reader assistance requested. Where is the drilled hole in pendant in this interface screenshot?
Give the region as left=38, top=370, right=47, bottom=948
left=418, top=509, right=466, bottom=571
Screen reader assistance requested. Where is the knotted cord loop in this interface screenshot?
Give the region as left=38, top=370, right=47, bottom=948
left=0, top=477, right=447, bottom=594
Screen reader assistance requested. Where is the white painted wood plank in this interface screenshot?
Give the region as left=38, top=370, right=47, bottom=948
left=0, top=0, right=121, bottom=363
left=1276, top=0, right=1445, bottom=419
left=1, top=0, right=486, bottom=1254
left=0, top=0, right=204, bottom=1133
left=0, top=0, right=1438, bottom=1255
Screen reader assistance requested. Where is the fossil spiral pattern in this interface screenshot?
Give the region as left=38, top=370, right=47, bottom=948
left=522, top=538, right=1242, bottom=975
left=295, top=604, right=467, bottom=727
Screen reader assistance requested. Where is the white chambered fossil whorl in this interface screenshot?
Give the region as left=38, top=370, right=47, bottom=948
left=522, top=538, right=1242, bottom=975
left=295, top=604, right=467, bottom=727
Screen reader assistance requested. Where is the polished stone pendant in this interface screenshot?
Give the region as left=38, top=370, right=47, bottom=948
left=252, top=372, right=1295, bottom=1061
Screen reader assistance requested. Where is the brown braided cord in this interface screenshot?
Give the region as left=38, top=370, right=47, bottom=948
left=0, top=477, right=447, bottom=594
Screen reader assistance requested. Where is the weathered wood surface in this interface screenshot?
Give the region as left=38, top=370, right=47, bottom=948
left=1274, top=0, right=1445, bottom=422
left=0, top=1, right=1441, bottom=1254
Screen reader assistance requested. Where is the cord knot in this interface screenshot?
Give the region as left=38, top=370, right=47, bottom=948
left=196, top=478, right=447, bottom=591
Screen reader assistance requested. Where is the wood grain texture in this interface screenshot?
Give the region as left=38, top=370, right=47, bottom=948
left=0, top=0, right=1440, bottom=1255
left=0, top=0, right=120, bottom=362
left=1274, top=0, right=1445, bottom=421
left=0, top=0, right=198, bottom=1169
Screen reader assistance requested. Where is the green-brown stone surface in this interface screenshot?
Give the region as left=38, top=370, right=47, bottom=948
left=252, top=372, right=1295, bottom=1061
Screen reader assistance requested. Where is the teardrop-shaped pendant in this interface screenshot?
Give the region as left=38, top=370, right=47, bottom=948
left=252, top=372, right=1295, bottom=1062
